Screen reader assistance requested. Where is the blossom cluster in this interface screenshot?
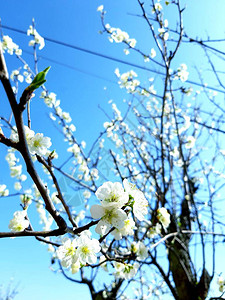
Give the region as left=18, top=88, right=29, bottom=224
left=175, top=63, right=189, bottom=82
left=1, top=35, right=22, bottom=55
left=8, top=210, right=29, bottom=232
left=113, top=261, right=140, bottom=279
left=131, top=241, right=148, bottom=260
left=40, top=90, right=100, bottom=183
left=5, top=149, right=27, bottom=182
left=10, top=65, right=33, bottom=86
left=0, top=184, right=9, bottom=196
left=10, top=125, right=51, bottom=156
left=10, top=69, right=24, bottom=83
left=90, top=180, right=149, bottom=236
left=115, top=68, right=140, bottom=93
left=56, top=230, right=101, bottom=273
left=27, top=25, right=45, bottom=50
left=217, top=275, right=225, bottom=293
left=104, top=23, right=136, bottom=54
left=157, top=207, right=171, bottom=229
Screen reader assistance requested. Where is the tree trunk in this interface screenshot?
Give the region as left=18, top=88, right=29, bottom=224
left=167, top=200, right=212, bottom=300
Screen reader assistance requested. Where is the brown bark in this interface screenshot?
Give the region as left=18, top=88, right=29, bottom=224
left=167, top=200, right=212, bottom=300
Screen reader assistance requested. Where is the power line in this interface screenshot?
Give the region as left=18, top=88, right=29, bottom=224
left=1, top=24, right=162, bottom=73
left=1, top=24, right=225, bottom=95
left=22, top=50, right=117, bottom=84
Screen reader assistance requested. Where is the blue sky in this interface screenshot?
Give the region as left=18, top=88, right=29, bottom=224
left=1, top=1, right=225, bottom=299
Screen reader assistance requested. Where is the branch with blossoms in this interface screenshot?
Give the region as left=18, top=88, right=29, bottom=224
left=1, top=1, right=225, bottom=299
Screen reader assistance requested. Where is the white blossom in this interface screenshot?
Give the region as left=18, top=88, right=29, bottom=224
left=67, top=144, right=80, bottom=156
left=147, top=223, right=162, bottom=238
left=40, top=91, right=59, bottom=107
left=99, top=255, right=108, bottom=272
left=8, top=210, right=29, bottom=232
left=10, top=70, right=24, bottom=83
left=150, top=48, right=156, bottom=58
left=1, top=35, right=22, bottom=55
left=157, top=207, right=170, bottom=229
left=10, top=125, right=35, bottom=143
left=0, top=184, right=9, bottom=196
left=114, top=262, right=139, bottom=280
left=83, top=190, right=91, bottom=199
left=185, top=136, right=196, bottom=149
left=27, top=25, right=45, bottom=50
left=71, top=261, right=81, bottom=274
left=177, top=64, right=189, bottom=82
left=123, top=179, right=148, bottom=221
left=90, top=204, right=127, bottom=235
left=10, top=165, right=22, bottom=178
left=5, top=151, right=17, bottom=167
left=111, top=217, right=135, bottom=240
left=97, top=5, right=104, bottom=12
left=95, top=181, right=129, bottom=208
left=135, top=241, right=148, bottom=260
left=152, top=3, right=163, bottom=13
left=76, top=231, right=101, bottom=264
left=106, top=24, right=136, bottom=49
left=29, top=133, right=52, bottom=156
left=217, top=275, right=225, bottom=293
left=56, top=238, right=78, bottom=268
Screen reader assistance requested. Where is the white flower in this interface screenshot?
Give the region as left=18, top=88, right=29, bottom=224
left=71, top=261, right=81, bottom=274
left=56, top=238, right=78, bottom=268
left=185, top=136, right=196, bottom=149
left=62, top=112, right=72, bottom=123
left=114, top=262, right=139, bottom=280
left=150, top=48, right=156, bottom=58
left=0, top=184, right=9, bottom=196
left=177, top=64, right=189, bottom=82
left=123, top=179, right=148, bottom=221
left=10, top=70, right=24, bottom=82
left=1, top=35, right=22, bottom=55
left=95, top=181, right=129, bottom=208
left=20, top=190, right=32, bottom=206
left=147, top=223, right=162, bottom=238
left=99, top=255, right=108, bottom=272
left=90, top=204, right=127, bottom=235
left=5, top=151, right=17, bottom=167
left=10, top=125, right=35, bottom=143
left=152, top=3, right=163, bottom=13
left=136, top=241, right=148, bottom=260
left=9, top=210, right=29, bottom=232
left=133, top=191, right=148, bottom=221
left=29, top=133, right=52, bottom=156
left=91, top=168, right=99, bottom=179
left=76, top=232, right=101, bottom=265
left=123, top=179, right=138, bottom=197
left=113, top=262, right=125, bottom=279
left=217, top=276, right=225, bottom=292
left=10, top=165, right=22, bottom=178
left=107, top=25, right=136, bottom=49
left=27, top=25, right=45, bottom=50
left=20, top=174, right=27, bottom=181
left=40, top=92, right=60, bottom=108
left=128, top=38, right=136, bottom=48
left=97, top=5, right=104, bottom=12
left=83, top=190, right=91, bottom=199
left=118, top=70, right=140, bottom=93
left=67, top=144, right=80, bottom=156
left=111, top=217, right=135, bottom=240
left=157, top=207, right=170, bottom=229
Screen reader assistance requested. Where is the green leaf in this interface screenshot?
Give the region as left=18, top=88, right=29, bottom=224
left=27, top=66, right=51, bottom=92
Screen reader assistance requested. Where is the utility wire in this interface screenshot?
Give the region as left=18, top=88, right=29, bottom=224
left=1, top=24, right=225, bottom=94
left=1, top=24, right=161, bottom=73
left=22, top=49, right=117, bottom=84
